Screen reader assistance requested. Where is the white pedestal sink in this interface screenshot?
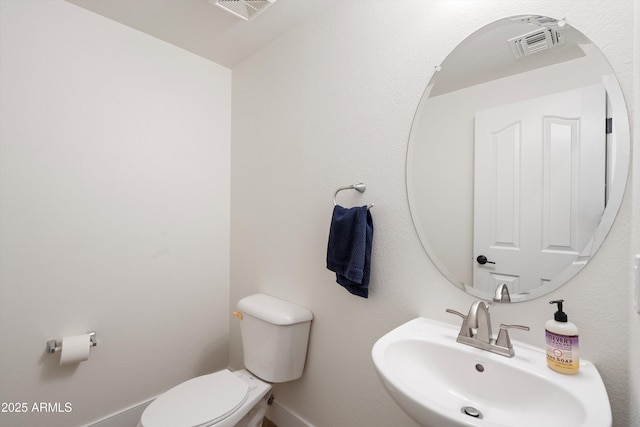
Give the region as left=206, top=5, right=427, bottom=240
left=372, top=317, right=611, bottom=427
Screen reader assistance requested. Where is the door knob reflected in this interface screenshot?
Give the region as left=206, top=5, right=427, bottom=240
left=477, top=255, right=495, bottom=265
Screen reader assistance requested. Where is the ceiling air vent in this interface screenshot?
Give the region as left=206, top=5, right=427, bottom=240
left=508, top=26, right=565, bottom=59
left=213, top=0, right=277, bottom=21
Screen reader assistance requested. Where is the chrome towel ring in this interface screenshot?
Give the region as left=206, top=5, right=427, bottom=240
left=333, top=183, right=374, bottom=209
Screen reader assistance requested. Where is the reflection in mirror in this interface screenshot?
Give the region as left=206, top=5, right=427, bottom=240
left=407, top=15, right=629, bottom=302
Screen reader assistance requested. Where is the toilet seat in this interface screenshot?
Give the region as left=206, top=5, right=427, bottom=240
left=140, top=369, right=249, bottom=427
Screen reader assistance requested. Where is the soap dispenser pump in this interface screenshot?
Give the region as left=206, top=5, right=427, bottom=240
left=545, top=300, right=579, bottom=374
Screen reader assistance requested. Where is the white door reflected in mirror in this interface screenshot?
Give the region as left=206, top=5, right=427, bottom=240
left=472, top=84, right=606, bottom=295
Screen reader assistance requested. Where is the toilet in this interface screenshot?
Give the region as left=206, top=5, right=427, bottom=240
left=138, top=293, right=313, bottom=427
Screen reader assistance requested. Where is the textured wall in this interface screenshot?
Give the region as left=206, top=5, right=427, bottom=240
left=629, top=3, right=640, bottom=426
left=0, top=1, right=231, bottom=425
left=230, top=1, right=637, bottom=426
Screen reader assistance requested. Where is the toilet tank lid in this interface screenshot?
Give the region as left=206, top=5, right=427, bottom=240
left=237, top=293, right=313, bottom=325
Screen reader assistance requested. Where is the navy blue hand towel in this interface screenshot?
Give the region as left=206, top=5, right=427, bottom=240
left=326, top=205, right=374, bottom=298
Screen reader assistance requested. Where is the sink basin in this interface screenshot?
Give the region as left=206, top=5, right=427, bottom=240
left=372, top=317, right=611, bottom=427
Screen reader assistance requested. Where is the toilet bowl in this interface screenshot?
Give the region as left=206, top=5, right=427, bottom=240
left=138, top=294, right=313, bottom=427
left=138, top=369, right=270, bottom=427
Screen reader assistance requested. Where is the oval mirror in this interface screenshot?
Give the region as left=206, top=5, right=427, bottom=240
left=407, top=15, right=630, bottom=302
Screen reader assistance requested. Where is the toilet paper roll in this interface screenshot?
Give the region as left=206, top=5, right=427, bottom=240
left=59, top=334, right=91, bottom=366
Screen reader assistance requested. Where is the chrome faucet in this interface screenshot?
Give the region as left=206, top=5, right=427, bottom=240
left=467, top=301, right=492, bottom=343
left=446, top=301, right=529, bottom=357
left=493, top=283, right=511, bottom=303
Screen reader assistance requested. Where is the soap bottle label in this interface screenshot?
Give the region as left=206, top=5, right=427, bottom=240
left=545, top=330, right=579, bottom=371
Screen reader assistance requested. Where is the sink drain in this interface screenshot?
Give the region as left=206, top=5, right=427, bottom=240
left=461, top=406, right=483, bottom=419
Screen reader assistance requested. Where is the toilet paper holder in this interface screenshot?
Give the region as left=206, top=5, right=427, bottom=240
left=47, top=331, right=97, bottom=353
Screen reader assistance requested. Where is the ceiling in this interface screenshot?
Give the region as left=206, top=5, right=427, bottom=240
left=428, top=16, right=588, bottom=96
left=66, top=0, right=337, bottom=68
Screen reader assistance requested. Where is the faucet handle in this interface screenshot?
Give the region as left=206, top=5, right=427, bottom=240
left=499, top=324, right=530, bottom=332
left=445, top=308, right=466, bottom=319
left=495, top=324, right=530, bottom=355
left=445, top=309, right=472, bottom=338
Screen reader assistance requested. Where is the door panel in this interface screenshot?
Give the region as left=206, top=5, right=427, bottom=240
left=473, top=84, right=605, bottom=294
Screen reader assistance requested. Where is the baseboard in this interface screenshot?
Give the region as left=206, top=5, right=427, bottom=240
left=266, top=400, right=313, bottom=427
left=84, top=398, right=155, bottom=427
left=82, top=391, right=311, bottom=427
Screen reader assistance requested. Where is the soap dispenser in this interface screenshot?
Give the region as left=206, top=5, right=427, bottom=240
left=545, top=300, right=579, bottom=374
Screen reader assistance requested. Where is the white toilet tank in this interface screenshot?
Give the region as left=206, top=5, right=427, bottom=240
left=236, top=294, right=313, bottom=383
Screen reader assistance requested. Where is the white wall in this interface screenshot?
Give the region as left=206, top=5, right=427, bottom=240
left=629, top=3, right=640, bottom=426
left=230, top=1, right=637, bottom=426
left=0, top=1, right=231, bottom=426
